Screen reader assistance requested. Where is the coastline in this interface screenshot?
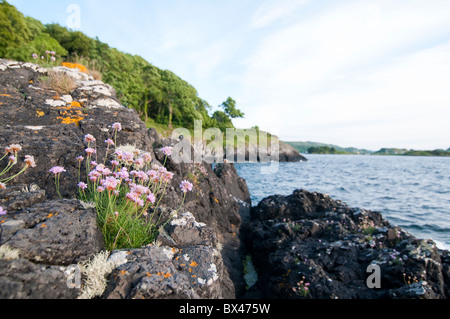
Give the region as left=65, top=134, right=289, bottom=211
left=0, top=60, right=448, bottom=299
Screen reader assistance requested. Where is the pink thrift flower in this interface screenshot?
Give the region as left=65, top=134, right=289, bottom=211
left=101, top=176, right=119, bottom=191
left=134, top=158, right=144, bottom=168
left=146, top=193, right=156, bottom=204
left=32, top=53, right=38, bottom=59
left=110, top=160, right=119, bottom=167
left=9, top=156, right=17, bottom=165
left=105, top=139, right=115, bottom=146
left=97, top=186, right=105, bottom=193
left=78, top=182, right=88, bottom=190
left=162, top=171, right=174, bottom=183
left=24, top=155, right=36, bottom=168
left=49, top=166, right=66, bottom=175
left=122, top=152, right=134, bottom=164
left=85, top=148, right=96, bottom=155
left=116, top=167, right=129, bottom=180
left=76, top=156, right=84, bottom=162
left=112, top=122, right=122, bottom=131
left=161, top=147, right=172, bottom=156
left=0, top=182, right=6, bottom=190
left=5, top=144, right=22, bottom=154
left=147, top=170, right=158, bottom=181
left=84, top=134, right=96, bottom=143
left=180, top=180, right=193, bottom=193
left=0, top=206, right=7, bottom=216
left=141, top=152, right=152, bottom=164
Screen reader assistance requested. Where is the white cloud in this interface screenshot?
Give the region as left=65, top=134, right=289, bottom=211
left=235, top=0, right=450, bottom=149
left=250, top=0, right=309, bottom=29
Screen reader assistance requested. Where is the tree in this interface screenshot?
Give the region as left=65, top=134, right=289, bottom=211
left=0, top=0, right=31, bottom=56
left=220, top=97, right=244, bottom=119
left=212, top=110, right=234, bottom=131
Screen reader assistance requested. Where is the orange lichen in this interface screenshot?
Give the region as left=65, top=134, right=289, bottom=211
left=40, top=223, right=47, bottom=228
left=189, top=261, right=199, bottom=268
left=56, top=101, right=85, bottom=125
left=46, top=213, right=54, bottom=218
left=61, top=62, right=88, bottom=73
left=118, top=270, right=127, bottom=276
left=36, top=110, right=44, bottom=117
left=0, top=94, right=11, bottom=97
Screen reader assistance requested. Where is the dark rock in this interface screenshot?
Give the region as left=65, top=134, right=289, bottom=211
left=244, top=189, right=449, bottom=299
left=0, top=59, right=251, bottom=299
left=1, top=199, right=104, bottom=266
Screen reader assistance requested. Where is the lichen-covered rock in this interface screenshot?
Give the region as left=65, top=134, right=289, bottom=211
left=103, top=244, right=227, bottom=299
left=0, top=59, right=251, bottom=299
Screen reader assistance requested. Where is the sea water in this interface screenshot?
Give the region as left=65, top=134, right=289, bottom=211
left=235, top=154, right=450, bottom=250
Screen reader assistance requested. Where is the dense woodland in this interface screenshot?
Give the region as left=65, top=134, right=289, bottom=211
left=0, top=0, right=244, bottom=132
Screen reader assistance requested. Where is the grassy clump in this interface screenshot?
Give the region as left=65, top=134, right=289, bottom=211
left=49, top=123, right=193, bottom=251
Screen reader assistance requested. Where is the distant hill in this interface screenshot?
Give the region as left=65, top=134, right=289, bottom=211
left=373, top=148, right=450, bottom=157
left=284, top=141, right=373, bottom=155
left=373, top=148, right=408, bottom=155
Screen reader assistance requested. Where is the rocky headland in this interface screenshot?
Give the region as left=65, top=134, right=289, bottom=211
left=0, top=59, right=448, bottom=299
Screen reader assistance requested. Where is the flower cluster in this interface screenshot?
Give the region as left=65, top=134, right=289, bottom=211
left=32, top=50, right=57, bottom=64
left=389, top=249, right=407, bottom=265
left=292, top=276, right=311, bottom=297
left=403, top=272, right=425, bottom=285
left=1, top=144, right=36, bottom=189
left=68, top=123, right=193, bottom=250
left=358, top=214, right=376, bottom=235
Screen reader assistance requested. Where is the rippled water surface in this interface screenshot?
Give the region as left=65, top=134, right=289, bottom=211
left=235, top=155, right=450, bottom=250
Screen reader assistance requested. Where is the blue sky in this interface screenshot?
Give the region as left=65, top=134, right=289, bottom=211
left=9, top=0, right=450, bottom=150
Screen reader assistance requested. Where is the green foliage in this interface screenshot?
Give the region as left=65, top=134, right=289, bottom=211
left=1, top=2, right=245, bottom=133
left=307, top=146, right=348, bottom=154
left=402, top=149, right=450, bottom=157
left=221, top=97, right=244, bottom=119
left=0, top=0, right=31, bottom=57
left=286, top=141, right=372, bottom=155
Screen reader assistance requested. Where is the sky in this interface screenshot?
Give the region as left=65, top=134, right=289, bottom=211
left=8, top=0, right=450, bottom=151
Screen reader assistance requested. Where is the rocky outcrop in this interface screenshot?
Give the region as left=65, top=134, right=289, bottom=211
left=0, top=59, right=251, bottom=299
left=243, top=189, right=449, bottom=299
left=223, top=140, right=307, bottom=163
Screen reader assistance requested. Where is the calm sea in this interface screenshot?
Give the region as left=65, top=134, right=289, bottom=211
left=235, top=154, right=450, bottom=250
